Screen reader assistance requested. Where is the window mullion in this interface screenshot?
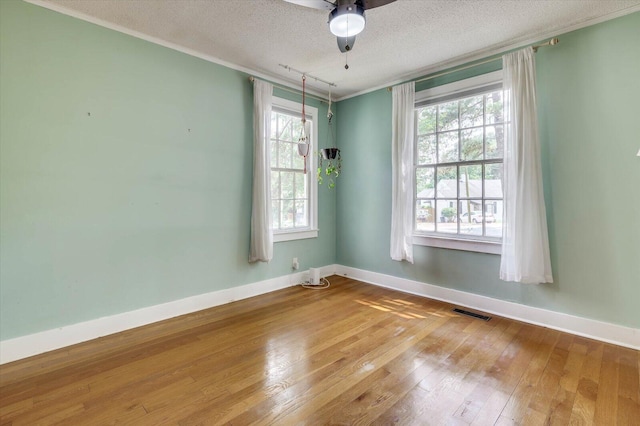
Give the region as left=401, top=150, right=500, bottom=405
left=436, top=106, right=440, bottom=165
left=273, top=167, right=302, bottom=173
left=483, top=94, right=487, bottom=161
left=482, top=164, right=486, bottom=236
left=456, top=163, right=460, bottom=235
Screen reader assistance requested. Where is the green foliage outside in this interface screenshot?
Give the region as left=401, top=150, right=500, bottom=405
left=441, top=207, right=457, bottom=221
left=415, top=91, right=504, bottom=192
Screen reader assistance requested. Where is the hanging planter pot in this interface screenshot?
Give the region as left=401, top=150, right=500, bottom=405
left=318, top=148, right=341, bottom=189
left=321, top=148, right=340, bottom=160
left=298, top=143, right=311, bottom=157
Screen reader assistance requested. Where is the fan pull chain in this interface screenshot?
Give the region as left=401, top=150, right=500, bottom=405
left=344, top=12, right=350, bottom=69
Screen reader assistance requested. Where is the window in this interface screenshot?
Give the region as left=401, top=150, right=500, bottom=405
left=270, top=97, right=318, bottom=242
left=413, top=71, right=504, bottom=254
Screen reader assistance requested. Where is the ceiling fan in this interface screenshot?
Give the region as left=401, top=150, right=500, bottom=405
left=283, top=0, right=396, bottom=53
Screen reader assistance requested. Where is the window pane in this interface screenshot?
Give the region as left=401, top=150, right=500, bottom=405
left=292, top=146, right=305, bottom=169
left=436, top=166, right=457, bottom=198
left=486, top=91, right=504, bottom=124
left=485, top=163, right=503, bottom=198
left=291, top=118, right=304, bottom=143
left=485, top=125, right=504, bottom=159
left=460, top=95, right=484, bottom=128
left=459, top=200, right=482, bottom=236
left=271, top=171, right=280, bottom=199
left=460, top=128, right=483, bottom=161
left=438, top=102, right=458, bottom=132
left=281, top=200, right=294, bottom=229
left=294, top=200, right=308, bottom=227
left=278, top=141, right=293, bottom=169
left=416, top=200, right=435, bottom=232
left=436, top=200, right=457, bottom=233
left=280, top=171, right=294, bottom=199
left=293, top=171, right=306, bottom=199
left=485, top=200, right=503, bottom=238
left=417, top=134, right=436, bottom=165
left=278, top=115, right=293, bottom=141
left=271, top=114, right=278, bottom=138
left=416, top=167, right=435, bottom=196
left=417, top=106, right=437, bottom=134
left=271, top=139, right=278, bottom=168
left=272, top=201, right=280, bottom=229
left=459, top=165, right=482, bottom=198
left=438, top=131, right=459, bottom=163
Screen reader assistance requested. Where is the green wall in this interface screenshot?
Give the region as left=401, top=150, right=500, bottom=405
left=0, top=0, right=336, bottom=340
left=1, top=0, right=638, bottom=343
left=336, top=12, right=640, bottom=328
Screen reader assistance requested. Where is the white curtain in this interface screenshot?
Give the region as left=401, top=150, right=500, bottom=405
left=500, top=48, right=553, bottom=283
left=390, top=81, right=415, bottom=263
left=249, top=79, right=273, bottom=263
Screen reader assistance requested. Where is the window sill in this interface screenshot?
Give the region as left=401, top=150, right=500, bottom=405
left=413, top=235, right=501, bottom=255
left=274, top=229, right=318, bottom=243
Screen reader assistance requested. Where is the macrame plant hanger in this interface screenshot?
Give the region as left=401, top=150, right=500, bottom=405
left=297, top=75, right=311, bottom=174
left=318, top=85, right=341, bottom=188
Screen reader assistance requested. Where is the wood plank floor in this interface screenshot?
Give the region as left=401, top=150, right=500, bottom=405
left=1, top=276, right=638, bottom=425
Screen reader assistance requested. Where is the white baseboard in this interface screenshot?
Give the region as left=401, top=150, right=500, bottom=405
left=0, top=265, right=337, bottom=364
left=2, top=263, right=635, bottom=364
left=335, top=265, right=640, bottom=350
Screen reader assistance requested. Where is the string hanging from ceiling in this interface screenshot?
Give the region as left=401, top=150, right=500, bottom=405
left=297, top=75, right=310, bottom=174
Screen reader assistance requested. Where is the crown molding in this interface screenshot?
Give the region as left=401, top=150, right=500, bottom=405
left=23, top=0, right=330, bottom=101
left=334, top=4, right=640, bottom=101
left=22, top=2, right=640, bottom=104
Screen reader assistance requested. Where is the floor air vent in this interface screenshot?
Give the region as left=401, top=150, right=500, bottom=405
left=453, top=308, right=491, bottom=321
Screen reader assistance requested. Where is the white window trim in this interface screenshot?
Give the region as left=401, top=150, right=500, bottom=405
left=413, top=235, right=501, bottom=254
left=271, top=97, right=319, bottom=243
left=413, top=70, right=503, bottom=255
left=273, top=229, right=318, bottom=243
left=414, top=70, right=503, bottom=103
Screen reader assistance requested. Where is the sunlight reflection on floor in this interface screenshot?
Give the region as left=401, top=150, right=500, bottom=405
left=354, top=297, right=458, bottom=320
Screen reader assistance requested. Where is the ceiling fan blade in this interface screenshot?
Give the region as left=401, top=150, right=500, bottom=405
left=283, top=0, right=336, bottom=11
left=359, top=0, right=396, bottom=10
left=337, top=35, right=356, bottom=53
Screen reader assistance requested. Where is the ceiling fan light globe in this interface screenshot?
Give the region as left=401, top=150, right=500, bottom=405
left=329, top=5, right=365, bottom=38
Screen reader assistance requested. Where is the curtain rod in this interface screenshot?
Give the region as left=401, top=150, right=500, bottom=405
left=386, top=38, right=560, bottom=92
left=248, top=76, right=328, bottom=103
left=278, top=64, right=337, bottom=88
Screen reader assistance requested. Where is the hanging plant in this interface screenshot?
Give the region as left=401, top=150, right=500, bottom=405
left=318, top=147, right=341, bottom=189
left=318, top=90, right=341, bottom=189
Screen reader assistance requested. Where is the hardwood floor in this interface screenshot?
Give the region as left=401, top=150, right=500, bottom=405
left=1, top=276, right=638, bottom=425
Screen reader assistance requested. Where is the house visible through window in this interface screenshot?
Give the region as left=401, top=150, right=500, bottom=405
left=270, top=97, right=318, bottom=242
left=414, top=71, right=504, bottom=253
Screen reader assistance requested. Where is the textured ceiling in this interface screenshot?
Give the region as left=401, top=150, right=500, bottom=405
left=31, top=0, right=640, bottom=99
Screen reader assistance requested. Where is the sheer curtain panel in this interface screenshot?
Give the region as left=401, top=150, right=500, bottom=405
left=500, top=48, right=553, bottom=283
left=390, top=82, right=415, bottom=263
left=249, top=79, right=273, bottom=262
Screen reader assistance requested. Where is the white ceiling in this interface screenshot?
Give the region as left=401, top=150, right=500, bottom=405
left=31, top=0, right=640, bottom=99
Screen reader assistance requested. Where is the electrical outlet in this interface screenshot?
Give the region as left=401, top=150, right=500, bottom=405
left=292, top=257, right=299, bottom=270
